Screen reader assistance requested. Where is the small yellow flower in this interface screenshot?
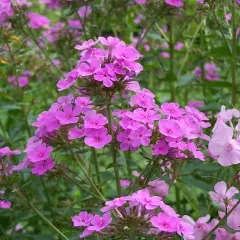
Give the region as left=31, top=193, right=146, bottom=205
left=0, top=59, right=7, bottom=64
left=11, top=36, right=20, bottom=43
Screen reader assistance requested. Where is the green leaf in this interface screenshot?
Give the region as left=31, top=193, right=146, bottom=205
left=177, top=181, right=200, bottom=214
left=178, top=74, right=195, bottom=87
left=199, top=81, right=232, bottom=89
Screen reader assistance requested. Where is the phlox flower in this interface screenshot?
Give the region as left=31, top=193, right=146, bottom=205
left=0, top=200, right=11, bottom=209
left=160, top=102, right=185, bottom=118
left=68, top=127, right=85, bottom=140
left=209, top=181, right=239, bottom=204
left=132, top=189, right=162, bottom=210
left=147, top=179, right=169, bottom=197
left=75, top=39, right=98, bottom=51
left=165, top=0, right=184, bottom=7
left=158, top=119, right=182, bottom=138
left=75, top=97, right=92, bottom=112
left=27, top=12, right=51, bottom=29
left=78, top=5, right=92, bottom=18
left=32, top=158, right=55, bottom=175
left=94, top=65, right=117, bottom=87
left=160, top=52, right=170, bottom=58
left=129, top=127, right=152, bottom=147
left=208, top=121, right=240, bottom=166
left=27, top=142, right=52, bottom=162
left=55, top=104, right=81, bottom=125
left=135, top=0, right=147, bottom=3
left=8, top=76, right=29, bottom=88
left=174, top=42, right=184, bottom=51
left=0, top=147, right=21, bottom=157
left=68, top=19, right=82, bottom=28
left=151, top=212, right=178, bottom=232
left=113, top=45, right=140, bottom=62
left=72, top=211, right=93, bottom=227
left=88, top=212, right=112, bottom=231
left=129, top=108, right=160, bottom=125
left=77, top=57, right=101, bottom=76
left=152, top=140, right=170, bottom=155
left=101, top=197, right=128, bottom=212
left=84, top=128, right=112, bottom=149
left=120, top=179, right=131, bottom=188
left=98, top=36, right=120, bottom=47
left=116, top=129, right=138, bottom=151
left=84, top=112, right=108, bottom=129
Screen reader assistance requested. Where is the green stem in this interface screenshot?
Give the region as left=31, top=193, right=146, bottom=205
left=209, top=5, right=231, bottom=55
left=91, top=148, right=101, bottom=187
left=175, top=185, right=181, bottom=214
left=169, top=16, right=175, bottom=102
left=17, top=191, right=70, bottom=240
left=200, top=27, right=206, bottom=102
left=178, top=19, right=205, bottom=78
left=40, top=178, right=57, bottom=225
left=231, top=0, right=237, bottom=105
left=125, top=151, right=132, bottom=181
left=106, top=102, right=122, bottom=197
left=203, top=199, right=240, bottom=239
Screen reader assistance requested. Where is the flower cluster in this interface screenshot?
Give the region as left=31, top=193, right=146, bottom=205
left=193, top=63, right=220, bottom=81
left=115, top=96, right=210, bottom=161
left=8, top=70, right=32, bottom=88
left=208, top=106, right=240, bottom=166
left=57, top=37, right=142, bottom=93
left=72, top=189, right=194, bottom=239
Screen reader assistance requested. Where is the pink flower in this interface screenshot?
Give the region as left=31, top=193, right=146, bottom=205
left=129, top=108, right=160, bottom=125
left=84, top=128, right=112, bottom=149
left=0, top=147, right=21, bottom=157
left=120, top=179, right=131, bottom=188
left=129, top=127, right=152, bottom=147
left=196, top=0, right=204, bottom=3
left=188, top=101, right=204, bottom=108
left=0, top=200, right=11, bottom=209
left=151, top=212, right=178, bottom=232
left=160, top=52, right=170, bottom=58
left=101, top=197, right=128, bottom=212
left=27, top=12, right=51, bottom=29
left=152, top=140, right=170, bottom=155
left=55, top=104, right=81, bottom=125
left=84, top=112, right=108, bottom=129
left=177, top=220, right=194, bottom=239
left=75, top=39, right=98, bottom=51
left=165, top=0, right=184, bottom=7
left=68, top=127, right=85, bottom=140
left=114, top=45, right=140, bottom=62
left=135, top=0, right=147, bottom=4
left=147, top=179, right=169, bottom=197
left=94, top=65, right=117, bottom=87
left=158, top=119, right=182, bottom=138
left=98, top=36, right=120, bottom=47
left=160, top=102, right=185, bottom=118
left=8, top=76, right=29, bottom=88
left=78, top=5, right=92, bottom=18
left=27, top=142, right=52, bottom=162
left=75, top=97, right=92, bottom=112
left=132, top=189, right=162, bottom=210
left=77, top=57, right=101, bottom=76
left=208, top=121, right=240, bottom=166
left=88, top=212, right=112, bottom=231
left=72, top=211, right=93, bottom=227
left=116, top=130, right=138, bottom=151
left=68, top=19, right=82, bottom=28
left=32, top=158, right=55, bottom=175
left=209, top=181, right=239, bottom=204
left=174, top=42, right=184, bottom=51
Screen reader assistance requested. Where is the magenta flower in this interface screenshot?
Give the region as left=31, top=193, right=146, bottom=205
left=8, top=76, right=29, bottom=88
left=55, top=104, right=81, bottom=125
left=165, top=0, right=184, bottom=7
left=196, top=0, right=204, bottom=3
left=209, top=181, right=239, bottom=204
left=32, top=158, right=55, bottom=175
left=78, top=5, right=92, bottom=18
left=208, top=121, right=240, bottom=166
left=120, top=179, right=131, bottom=188
left=160, top=102, right=185, bottom=118
left=75, top=97, right=92, bottom=112
left=101, top=197, right=128, bottom=212
left=57, top=69, right=78, bottom=91
left=129, top=127, right=152, bottom=147
left=151, top=212, right=178, bottom=232
left=132, top=189, right=162, bottom=210
left=68, top=127, right=85, bottom=140
left=88, top=212, right=112, bottom=231
left=72, top=211, right=93, bottom=227
left=114, top=45, right=140, bottom=62
left=27, top=142, right=52, bottom=162
left=84, top=128, right=112, bottom=149
left=27, top=12, right=51, bottom=29
left=147, top=179, right=169, bottom=197
left=94, top=65, right=117, bottom=87
left=98, top=36, right=120, bottom=47
left=152, top=140, right=170, bottom=155
left=77, top=57, right=101, bottom=76
left=135, top=0, right=147, bottom=4
left=84, top=112, right=108, bottom=129
left=75, top=39, right=98, bottom=51
left=0, top=200, right=11, bottom=209
left=174, top=42, right=184, bottom=51
left=116, top=130, right=138, bottom=151
left=0, top=147, right=21, bottom=157
left=130, top=108, right=160, bottom=125
left=158, top=119, right=182, bottom=138
left=68, top=19, right=82, bottom=28
left=160, top=52, right=170, bottom=58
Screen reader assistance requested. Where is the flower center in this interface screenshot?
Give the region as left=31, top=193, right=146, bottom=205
left=225, top=143, right=233, bottom=152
